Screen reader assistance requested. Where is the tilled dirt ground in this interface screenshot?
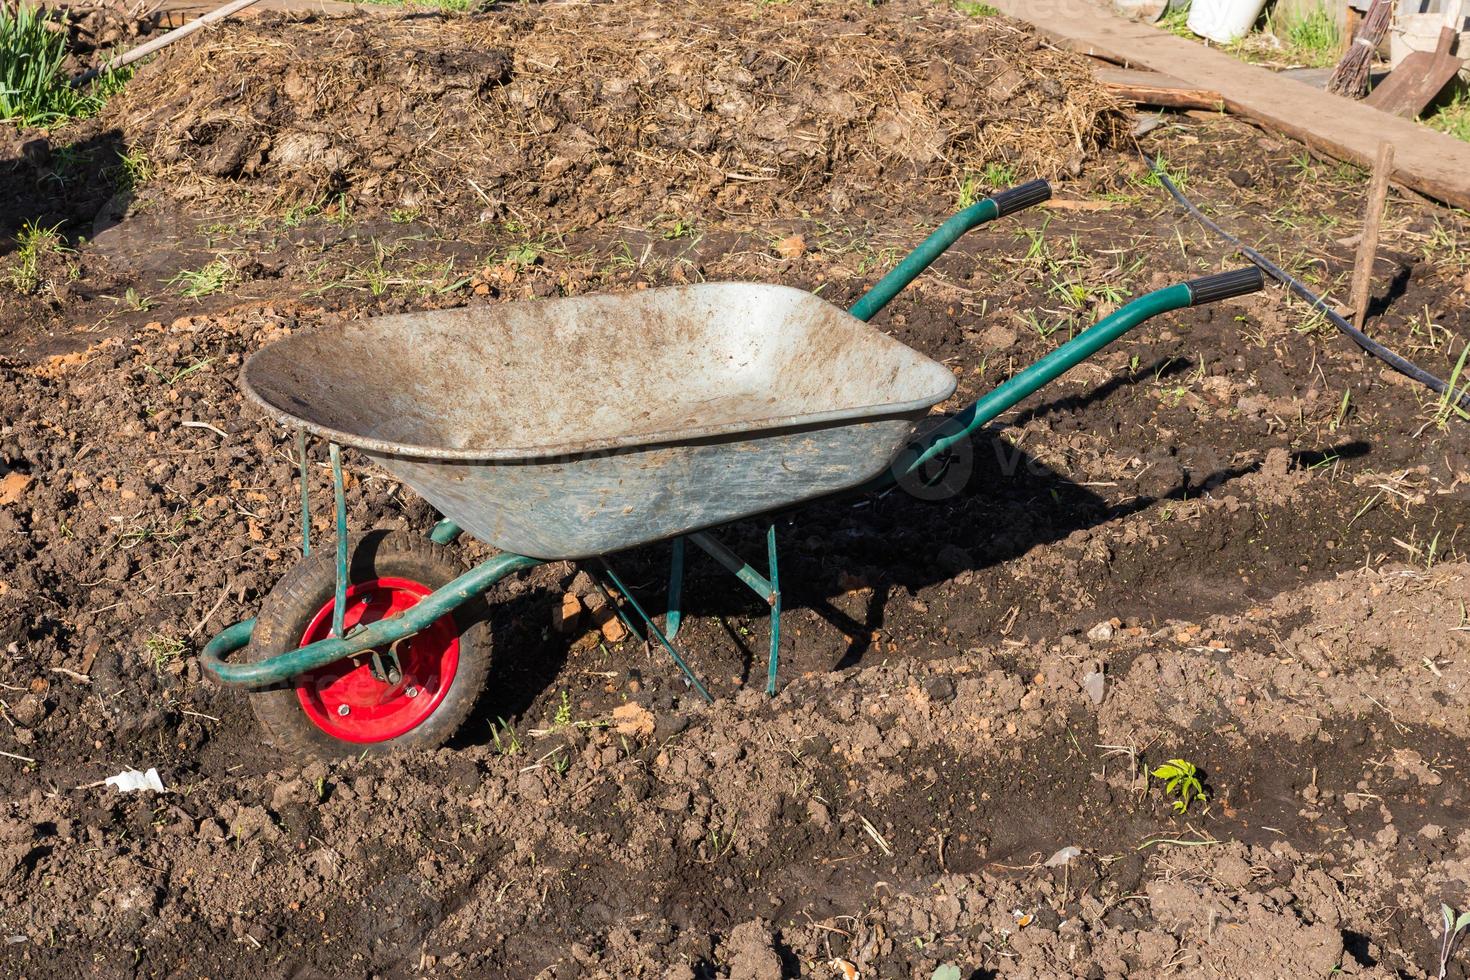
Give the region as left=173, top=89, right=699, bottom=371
left=2, top=2, right=1470, bottom=978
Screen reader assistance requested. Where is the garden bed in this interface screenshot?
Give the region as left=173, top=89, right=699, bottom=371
left=1, top=2, right=1469, bottom=977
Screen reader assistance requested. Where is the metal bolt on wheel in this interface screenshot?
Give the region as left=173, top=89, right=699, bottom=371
left=294, top=576, right=460, bottom=743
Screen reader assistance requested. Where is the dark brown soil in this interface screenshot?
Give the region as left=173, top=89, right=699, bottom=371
left=3, top=2, right=1470, bottom=978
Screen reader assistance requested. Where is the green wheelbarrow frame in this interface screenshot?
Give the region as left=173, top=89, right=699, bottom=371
left=202, top=179, right=1264, bottom=704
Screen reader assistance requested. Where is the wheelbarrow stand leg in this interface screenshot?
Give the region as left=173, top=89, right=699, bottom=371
left=596, top=560, right=713, bottom=704
left=766, top=524, right=780, bottom=696
left=687, top=529, right=782, bottom=696
left=666, top=536, right=685, bottom=640
left=597, top=525, right=784, bottom=703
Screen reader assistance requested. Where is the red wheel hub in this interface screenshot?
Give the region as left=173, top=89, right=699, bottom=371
left=295, top=577, right=459, bottom=743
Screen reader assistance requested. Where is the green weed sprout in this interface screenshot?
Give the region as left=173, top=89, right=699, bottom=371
left=1151, top=758, right=1207, bottom=813
left=1439, top=904, right=1470, bottom=979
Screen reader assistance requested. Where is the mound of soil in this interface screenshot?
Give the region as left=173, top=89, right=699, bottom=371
left=105, top=1, right=1123, bottom=223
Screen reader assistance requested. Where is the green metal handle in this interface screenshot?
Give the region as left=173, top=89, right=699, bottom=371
left=903, top=283, right=1191, bottom=477
left=900, top=267, right=1265, bottom=476
left=848, top=179, right=1052, bottom=322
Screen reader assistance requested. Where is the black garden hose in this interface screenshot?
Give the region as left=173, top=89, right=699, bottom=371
left=1148, top=156, right=1470, bottom=414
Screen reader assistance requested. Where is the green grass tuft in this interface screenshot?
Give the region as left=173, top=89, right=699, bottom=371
left=112, top=148, right=152, bottom=193
left=8, top=219, right=65, bottom=293
left=1159, top=5, right=1193, bottom=38
left=1278, top=6, right=1340, bottom=67
left=1433, top=342, right=1470, bottom=428
left=957, top=162, right=1019, bottom=208
left=1133, top=154, right=1189, bottom=192
left=169, top=258, right=237, bottom=298
left=1428, top=90, right=1470, bottom=143
left=345, top=0, right=475, bottom=11
left=0, top=4, right=130, bottom=127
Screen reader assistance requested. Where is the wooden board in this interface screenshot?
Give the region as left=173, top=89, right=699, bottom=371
left=1364, top=26, right=1464, bottom=117
left=990, top=0, right=1470, bottom=211
left=57, top=0, right=369, bottom=17
left=150, top=0, right=375, bottom=24
left=1092, top=66, right=1224, bottom=109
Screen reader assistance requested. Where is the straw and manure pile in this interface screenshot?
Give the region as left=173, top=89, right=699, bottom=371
left=106, top=0, right=1124, bottom=224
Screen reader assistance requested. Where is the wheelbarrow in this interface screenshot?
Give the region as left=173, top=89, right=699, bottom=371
left=202, top=179, right=1265, bottom=758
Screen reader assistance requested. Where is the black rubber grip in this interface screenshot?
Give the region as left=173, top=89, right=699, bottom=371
left=1185, top=266, right=1265, bottom=306
left=989, top=179, right=1052, bottom=217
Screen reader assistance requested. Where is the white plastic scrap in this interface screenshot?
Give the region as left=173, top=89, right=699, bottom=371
left=1044, top=846, right=1081, bottom=867
left=1082, top=668, right=1106, bottom=706
left=105, top=767, right=165, bottom=793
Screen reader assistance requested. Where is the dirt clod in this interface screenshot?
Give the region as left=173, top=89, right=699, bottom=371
left=720, top=919, right=784, bottom=980
left=611, top=702, right=655, bottom=739
left=0, top=471, right=30, bottom=506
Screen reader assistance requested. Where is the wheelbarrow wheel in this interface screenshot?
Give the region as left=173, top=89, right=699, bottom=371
left=246, top=530, right=490, bottom=759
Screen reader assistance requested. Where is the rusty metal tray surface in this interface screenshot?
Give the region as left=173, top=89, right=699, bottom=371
left=242, top=283, right=957, bottom=558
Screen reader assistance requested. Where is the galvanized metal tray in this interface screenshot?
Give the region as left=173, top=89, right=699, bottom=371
left=243, top=283, right=957, bottom=558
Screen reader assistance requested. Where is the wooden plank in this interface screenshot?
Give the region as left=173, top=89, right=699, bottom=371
left=56, top=0, right=370, bottom=19
left=1092, top=66, right=1224, bottom=109
left=150, top=0, right=375, bottom=23
left=990, top=0, right=1470, bottom=211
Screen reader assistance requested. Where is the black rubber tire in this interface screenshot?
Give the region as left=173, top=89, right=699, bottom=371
left=246, top=530, right=489, bottom=760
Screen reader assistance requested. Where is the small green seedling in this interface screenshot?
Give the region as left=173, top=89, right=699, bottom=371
left=8, top=219, right=66, bottom=293
left=552, top=690, right=573, bottom=729
left=1440, top=904, right=1470, bottom=979
left=660, top=217, right=695, bottom=240
left=953, top=2, right=999, bottom=17
left=1433, top=342, right=1470, bottom=428
left=1151, top=758, right=1207, bottom=813
left=490, top=717, right=522, bottom=756
left=143, top=633, right=186, bottom=675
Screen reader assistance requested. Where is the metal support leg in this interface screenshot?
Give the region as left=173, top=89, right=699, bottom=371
left=687, top=529, right=782, bottom=695
left=430, top=519, right=462, bottom=545
left=688, top=531, right=777, bottom=599
left=329, top=442, right=348, bottom=639
left=296, top=427, right=311, bottom=557
left=598, top=560, right=713, bottom=704
left=667, top=536, right=685, bottom=639
left=766, top=524, right=780, bottom=696
left=587, top=572, right=648, bottom=647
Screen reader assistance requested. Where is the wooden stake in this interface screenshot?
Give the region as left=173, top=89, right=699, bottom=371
left=1350, top=141, right=1395, bottom=331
